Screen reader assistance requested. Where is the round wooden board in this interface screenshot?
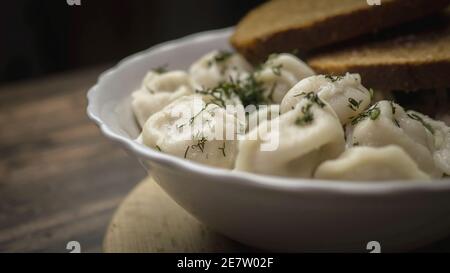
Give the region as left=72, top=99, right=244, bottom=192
left=103, top=177, right=450, bottom=253
left=103, top=177, right=251, bottom=253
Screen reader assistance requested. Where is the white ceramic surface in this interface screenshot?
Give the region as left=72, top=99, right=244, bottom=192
left=87, top=28, right=450, bottom=252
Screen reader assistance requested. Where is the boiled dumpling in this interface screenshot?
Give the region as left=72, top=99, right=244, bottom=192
left=189, top=50, right=252, bottom=89
left=235, top=93, right=344, bottom=177
left=141, top=95, right=245, bottom=169
left=406, top=111, right=450, bottom=175
left=131, top=70, right=193, bottom=127
left=281, top=73, right=372, bottom=124
left=254, top=53, right=315, bottom=104
left=346, top=100, right=443, bottom=178
left=315, top=145, right=430, bottom=181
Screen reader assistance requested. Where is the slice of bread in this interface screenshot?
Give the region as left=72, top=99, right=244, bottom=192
left=231, top=0, right=450, bottom=63
left=308, top=10, right=450, bottom=91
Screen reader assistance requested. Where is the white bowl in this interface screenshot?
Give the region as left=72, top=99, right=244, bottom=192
left=87, top=28, right=450, bottom=252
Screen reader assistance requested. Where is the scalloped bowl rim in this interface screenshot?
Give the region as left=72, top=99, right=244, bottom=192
left=87, top=27, right=450, bottom=195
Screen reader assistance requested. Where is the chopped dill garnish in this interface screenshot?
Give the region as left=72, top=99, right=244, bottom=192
left=390, top=101, right=396, bottom=115
left=184, top=135, right=209, bottom=158
left=370, top=107, right=381, bottom=120
left=324, top=75, right=343, bottom=82
left=293, top=92, right=326, bottom=108
left=214, top=51, right=232, bottom=63
left=152, top=64, right=168, bottom=74
left=190, top=135, right=208, bottom=153
left=177, top=103, right=211, bottom=129
left=271, top=64, right=283, bottom=76
left=196, top=81, right=236, bottom=108
left=190, top=104, right=209, bottom=124
left=390, top=101, right=400, bottom=127
left=348, top=97, right=362, bottom=111
left=351, top=103, right=381, bottom=125
left=407, top=113, right=435, bottom=134
left=237, top=75, right=268, bottom=107
left=196, top=75, right=267, bottom=108
left=208, top=50, right=232, bottom=67
left=294, top=92, right=325, bottom=126
left=155, top=145, right=162, bottom=152
left=218, top=142, right=226, bottom=157
left=291, top=92, right=326, bottom=127
left=295, top=103, right=314, bottom=126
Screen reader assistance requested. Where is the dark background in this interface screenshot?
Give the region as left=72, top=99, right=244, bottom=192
left=0, top=0, right=265, bottom=84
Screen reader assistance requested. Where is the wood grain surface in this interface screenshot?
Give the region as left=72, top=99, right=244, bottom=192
left=0, top=66, right=146, bottom=252
left=104, top=177, right=251, bottom=253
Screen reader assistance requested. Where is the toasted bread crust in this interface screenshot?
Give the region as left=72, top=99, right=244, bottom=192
left=308, top=12, right=450, bottom=91
left=310, top=60, right=450, bottom=91
left=231, top=0, right=450, bottom=63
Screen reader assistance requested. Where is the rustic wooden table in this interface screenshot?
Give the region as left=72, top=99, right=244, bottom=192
left=1, top=66, right=449, bottom=253
left=0, top=66, right=146, bottom=252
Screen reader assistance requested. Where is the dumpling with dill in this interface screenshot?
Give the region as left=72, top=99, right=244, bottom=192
left=189, top=50, right=253, bottom=89
left=140, top=95, right=245, bottom=169
left=404, top=110, right=450, bottom=176
left=281, top=73, right=372, bottom=125
left=253, top=53, right=315, bottom=104
left=131, top=70, right=194, bottom=127
left=235, top=93, right=344, bottom=178
left=346, top=100, right=446, bottom=178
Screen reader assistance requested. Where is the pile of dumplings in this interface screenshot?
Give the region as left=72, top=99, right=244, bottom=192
left=131, top=51, right=450, bottom=181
